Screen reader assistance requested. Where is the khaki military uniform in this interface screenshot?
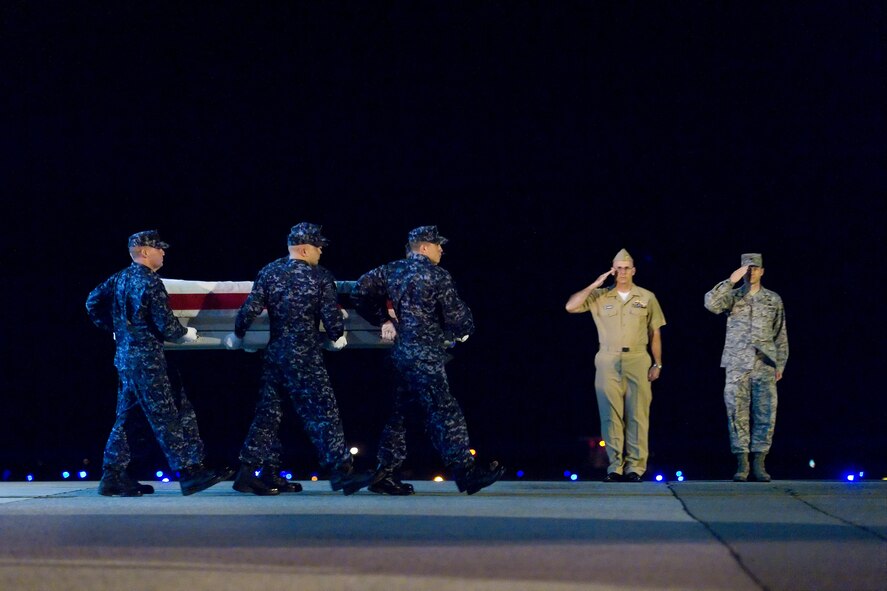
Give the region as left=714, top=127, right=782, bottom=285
left=577, top=285, right=666, bottom=475
left=705, top=280, right=788, bottom=454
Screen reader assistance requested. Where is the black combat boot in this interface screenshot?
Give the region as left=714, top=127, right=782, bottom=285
left=179, top=464, right=231, bottom=496
left=329, top=460, right=375, bottom=496
left=733, top=453, right=749, bottom=482
left=98, top=468, right=143, bottom=497
left=121, top=470, right=155, bottom=494
left=261, top=466, right=302, bottom=493
left=453, top=460, right=506, bottom=495
left=368, top=465, right=415, bottom=496
left=233, top=464, right=280, bottom=496
left=750, top=452, right=771, bottom=482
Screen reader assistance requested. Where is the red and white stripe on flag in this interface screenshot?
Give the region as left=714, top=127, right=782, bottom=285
left=161, top=279, right=266, bottom=350
left=159, top=279, right=388, bottom=350
left=163, top=279, right=253, bottom=316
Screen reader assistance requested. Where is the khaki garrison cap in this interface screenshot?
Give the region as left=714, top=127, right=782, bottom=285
left=613, top=248, right=633, bottom=263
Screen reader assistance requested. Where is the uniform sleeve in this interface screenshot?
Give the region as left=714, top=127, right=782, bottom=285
left=574, top=288, right=607, bottom=314
left=147, top=275, right=187, bottom=341
left=704, top=280, right=736, bottom=314
left=318, top=268, right=344, bottom=341
left=85, top=276, right=115, bottom=332
left=353, top=266, right=391, bottom=327
left=773, top=296, right=789, bottom=372
left=235, top=270, right=268, bottom=338
left=647, top=294, right=666, bottom=330
left=438, top=269, right=475, bottom=339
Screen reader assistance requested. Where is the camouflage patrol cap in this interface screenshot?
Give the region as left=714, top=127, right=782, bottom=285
left=613, top=248, right=633, bottom=263
left=407, top=225, right=448, bottom=245
left=741, top=253, right=763, bottom=267
left=287, top=222, right=330, bottom=247
left=128, top=230, right=169, bottom=249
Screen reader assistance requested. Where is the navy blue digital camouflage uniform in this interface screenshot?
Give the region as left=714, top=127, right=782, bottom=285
left=235, top=258, right=351, bottom=472
left=355, top=240, right=476, bottom=474
left=86, top=261, right=205, bottom=473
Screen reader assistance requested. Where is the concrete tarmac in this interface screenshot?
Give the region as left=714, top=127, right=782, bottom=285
left=0, top=480, right=883, bottom=591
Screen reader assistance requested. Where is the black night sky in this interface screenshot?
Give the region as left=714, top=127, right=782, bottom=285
left=2, top=3, right=884, bottom=482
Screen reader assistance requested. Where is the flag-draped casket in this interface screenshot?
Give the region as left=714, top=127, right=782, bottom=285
left=162, top=279, right=389, bottom=350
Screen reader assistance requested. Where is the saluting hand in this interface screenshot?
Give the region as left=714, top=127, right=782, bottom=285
left=565, top=268, right=617, bottom=313
left=729, top=265, right=749, bottom=284
left=591, top=268, right=615, bottom=289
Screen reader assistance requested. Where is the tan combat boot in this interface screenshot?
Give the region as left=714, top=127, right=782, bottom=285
left=733, top=453, right=749, bottom=482
left=751, top=452, right=771, bottom=482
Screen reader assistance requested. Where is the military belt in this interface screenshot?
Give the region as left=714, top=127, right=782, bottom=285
left=599, top=345, right=646, bottom=353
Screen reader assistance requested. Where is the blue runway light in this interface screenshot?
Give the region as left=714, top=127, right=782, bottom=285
left=156, top=470, right=164, bottom=478
left=570, top=474, right=578, bottom=481
left=516, top=470, right=525, bottom=478
left=161, top=478, right=170, bottom=483
left=655, top=474, right=664, bottom=482
left=26, top=474, right=34, bottom=482
left=563, top=470, right=571, bottom=478
left=808, top=459, right=816, bottom=468
left=847, top=474, right=855, bottom=482
left=675, top=470, right=683, bottom=477
left=284, top=472, right=293, bottom=480
left=61, top=471, right=70, bottom=479
left=677, top=476, right=684, bottom=482
left=859, top=472, right=865, bottom=478
left=78, top=471, right=87, bottom=479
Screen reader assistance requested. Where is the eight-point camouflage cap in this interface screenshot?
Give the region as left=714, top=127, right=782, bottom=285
left=407, top=225, right=448, bottom=245
left=741, top=253, right=763, bottom=267
left=287, top=222, right=330, bottom=247
left=128, top=230, right=170, bottom=249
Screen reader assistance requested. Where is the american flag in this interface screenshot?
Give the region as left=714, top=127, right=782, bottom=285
left=162, top=279, right=388, bottom=350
